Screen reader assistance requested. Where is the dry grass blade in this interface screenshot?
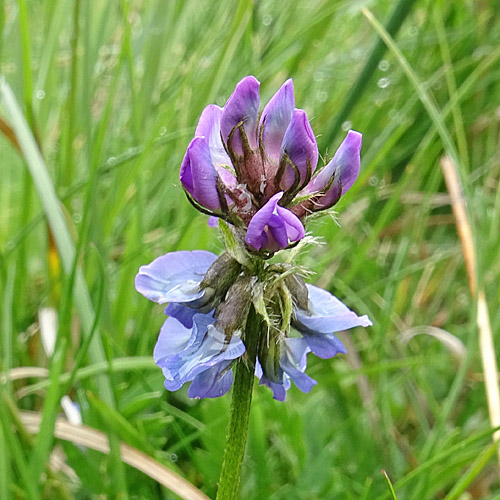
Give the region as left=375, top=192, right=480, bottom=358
left=0, top=367, right=48, bottom=383
left=400, top=326, right=466, bottom=362
left=477, top=291, right=500, bottom=444
left=20, top=411, right=210, bottom=500
left=440, top=156, right=477, bottom=295
left=440, top=155, right=500, bottom=466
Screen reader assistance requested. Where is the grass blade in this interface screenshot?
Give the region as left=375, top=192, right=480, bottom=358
left=382, top=470, right=398, bottom=500
left=323, top=0, right=418, bottom=146
left=0, top=78, right=113, bottom=404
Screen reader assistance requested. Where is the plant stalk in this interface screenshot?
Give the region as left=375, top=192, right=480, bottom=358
left=216, top=308, right=260, bottom=500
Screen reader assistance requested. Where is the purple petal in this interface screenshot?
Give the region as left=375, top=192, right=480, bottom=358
left=275, top=205, right=305, bottom=241
left=280, top=109, right=318, bottom=190
left=257, top=338, right=316, bottom=401
left=245, top=192, right=305, bottom=251
left=188, top=362, right=234, bottom=398
left=135, top=250, right=217, bottom=304
left=303, top=131, right=362, bottom=207
left=208, top=216, right=219, bottom=227
left=180, top=137, right=221, bottom=211
left=195, top=104, right=232, bottom=169
left=259, top=375, right=289, bottom=402
left=300, top=332, right=346, bottom=359
left=260, top=79, right=295, bottom=162
left=294, top=284, right=372, bottom=337
left=216, top=166, right=237, bottom=190
left=164, top=303, right=199, bottom=328
left=280, top=338, right=317, bottom=393
left=220, top=76, right=260, bottom=154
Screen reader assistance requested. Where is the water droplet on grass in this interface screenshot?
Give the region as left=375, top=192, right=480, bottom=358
left=379, top=60, right=390, bottom=71
left=341, top=121, right=352, bottom=131
left=378, top=78, right=390, bottom=89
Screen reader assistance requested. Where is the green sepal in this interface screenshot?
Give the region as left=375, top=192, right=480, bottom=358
left=218, top=219, right=253, bottom=268
left=251, top=280, right=272, bottom=328
left=277, top=282, right=294, bottom=333
left=258, top=325, right=282, bottom=384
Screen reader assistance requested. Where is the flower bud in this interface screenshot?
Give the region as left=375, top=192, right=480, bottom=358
left=213, top=276, right=253, bottom=337
left=284, top=273, right=309, bottom=311
left=245, top=192, right=305, bottom=252
left=201, top=252, right=242, bottom=302
left=293, top=131, right=362, bottom=216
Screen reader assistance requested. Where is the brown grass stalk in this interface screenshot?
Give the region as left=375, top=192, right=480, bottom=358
left=440, top=156, right=500, bottom=463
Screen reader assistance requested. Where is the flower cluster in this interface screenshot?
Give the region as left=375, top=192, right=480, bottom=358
left=136, top=251, right=371, bottom=400
left=136, top=76, right=371, bottom=401
left=180, top=75, right=362, bottom=254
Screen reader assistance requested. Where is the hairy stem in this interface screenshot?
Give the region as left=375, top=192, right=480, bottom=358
left=216, top=308, right=260, bottom=500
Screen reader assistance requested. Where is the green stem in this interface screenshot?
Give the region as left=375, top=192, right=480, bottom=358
left=216, top=308, right=260, bottom=500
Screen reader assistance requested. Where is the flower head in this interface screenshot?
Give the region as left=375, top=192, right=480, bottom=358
left=181, top=76, right=361, bottom=254
left=136, top=76, right=371, bottom=401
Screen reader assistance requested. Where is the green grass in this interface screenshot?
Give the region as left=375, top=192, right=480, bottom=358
left=1, top=0, right=500, bottom=498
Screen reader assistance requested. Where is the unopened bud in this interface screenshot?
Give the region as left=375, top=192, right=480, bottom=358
left=214, top=276, right=253, bottom=337
left=201, top=253, right=242, bottom=304
left=285, top=273, right=309, bottom=311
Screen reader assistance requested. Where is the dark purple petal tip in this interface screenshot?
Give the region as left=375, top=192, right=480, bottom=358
left=280, top=109, right=319, bottom=190
left=220, top=76, right=260, bottom=154
left=260, top=79, right=295, bottom=161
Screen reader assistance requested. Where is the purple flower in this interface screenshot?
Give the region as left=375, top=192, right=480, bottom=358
left=179, top=76, right=326, bottom=254
left=293, top=131, right=362, bottom=217
left=279, top=109, right=319, bottom=191
left=257, top=338, right=317, bottom=402
left=256, top=284, right=372, bottom=401
left=220, top=76, right=260, bottom=155
left=135, top=250, right=217, bottom=308
left=154, top=313, right=245, bottom=398
left=136, top=76, right=371, bottom=402
left=244, top=192, right=305, bottom=252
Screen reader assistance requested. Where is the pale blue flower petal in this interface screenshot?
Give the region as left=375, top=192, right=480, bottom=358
left=164, top=303, right=199, bottom=328
left=166, top=323, right=245, bottom=382
left=135, top=250, right=217, bottom=304
left=295, top=284, right=372, bottom=334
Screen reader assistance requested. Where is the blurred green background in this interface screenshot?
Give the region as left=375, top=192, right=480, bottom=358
left=1, top=0, right=500, bottom=498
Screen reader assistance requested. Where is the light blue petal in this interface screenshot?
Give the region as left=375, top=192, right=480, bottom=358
left=153, top=317, right=194, bottom=366
left=300, top=332, right=346, bottom=359
left=259, top=374, right=289, bottom=402
left=294, top=284, right=372, bottom=335
left=280, top=338, right=317, bottom=394
left=135, top=250, right=217, bottom=304
left=256, top=337, right=316, bottom=401
left=166, top=324, right=245, bottom=382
